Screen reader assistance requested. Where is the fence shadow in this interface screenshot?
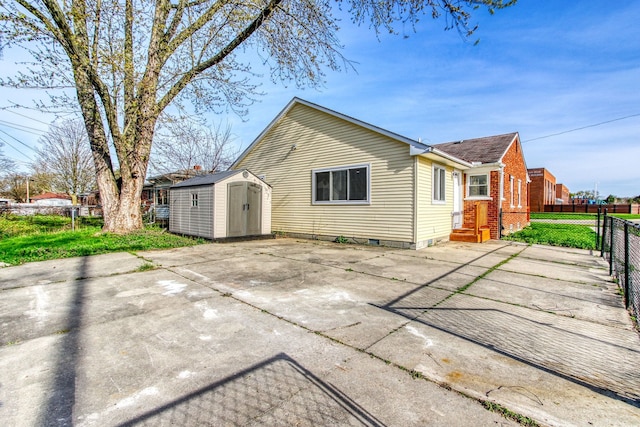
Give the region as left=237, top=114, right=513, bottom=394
left=378, top=279, right=640, bottom=407
left=119, top=353, right=386, bottom=426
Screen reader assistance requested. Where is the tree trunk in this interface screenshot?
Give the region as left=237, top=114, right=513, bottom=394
left=101, top=175, right=144, bottom=233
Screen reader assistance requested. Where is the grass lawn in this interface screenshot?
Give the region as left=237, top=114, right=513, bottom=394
left=530, top=212, right=640, bottom=221
left=0, top=214, right=204, bottom=265
left=530, top=212, right=597, bottom=220
left=503, top=223, right=597, bottom=250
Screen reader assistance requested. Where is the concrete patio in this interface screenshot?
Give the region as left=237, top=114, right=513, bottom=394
left=1, top=238, right=638, bottom=426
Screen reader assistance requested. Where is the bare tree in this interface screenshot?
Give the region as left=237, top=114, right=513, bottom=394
left=150, top=117, right=239, bottom=176
left=0, top=0, right=516, bottom=233
left=33, top=119, right=96, bottom=204
left=0, top=141, right=15, bottom=172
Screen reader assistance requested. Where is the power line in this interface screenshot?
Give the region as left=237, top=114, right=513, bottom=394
left=523, top=113, right=640, bottom=142
left=0, top=135, right=33, bottom=162
left=3, top=108, right=55, bottom=126
left=0, top=128, right=38, bottom=152
left=0, top=120, right=46, bottom=136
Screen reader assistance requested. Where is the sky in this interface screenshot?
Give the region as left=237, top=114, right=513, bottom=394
left=0, top=0, right=639, bottom=197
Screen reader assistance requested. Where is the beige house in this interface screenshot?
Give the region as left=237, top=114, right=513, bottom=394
left=232, top=98, right=478, bottom=249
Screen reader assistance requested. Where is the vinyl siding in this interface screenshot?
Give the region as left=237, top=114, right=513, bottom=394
left=235, top=103, right=415, bottom=243
left=169, top=186, right=215, bottom=239
left=415, top=156, right=455, bottom=246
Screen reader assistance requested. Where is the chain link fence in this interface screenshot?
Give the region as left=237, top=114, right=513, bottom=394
left=502, top=210, right=601, bottom=250
left=0, top=205, right=103, bottom=237
left=601, top=215, right=640, bottom=324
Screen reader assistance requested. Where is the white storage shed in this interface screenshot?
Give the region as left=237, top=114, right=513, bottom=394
left=169, top=169, right=271, bottom=239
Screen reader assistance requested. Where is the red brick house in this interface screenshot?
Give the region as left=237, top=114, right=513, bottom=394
left=435, top=132, right=530, bottom=239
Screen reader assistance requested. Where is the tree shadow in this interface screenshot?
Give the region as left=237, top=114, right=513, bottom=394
left=39, top=255, right=89, bottom=426
left=119, top=353, right=386, bottom=426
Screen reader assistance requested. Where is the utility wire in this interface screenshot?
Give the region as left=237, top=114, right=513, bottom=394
left=2, top=108, right=54, bottom=126
left=0, top=120, right=45, bottom=136
left=523, top=113, right=640, bottom=142
left=0, top=128, right=38, bottom=152
left=0, top=135, right=33, bottom=161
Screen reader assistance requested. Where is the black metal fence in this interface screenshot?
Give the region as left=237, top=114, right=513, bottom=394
left=502, top=211, right=602, bottom=250
left=601, top=214, right=640, bottom=322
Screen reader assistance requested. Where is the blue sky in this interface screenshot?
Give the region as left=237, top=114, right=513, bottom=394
left=1, top=0, right=639, bottom=197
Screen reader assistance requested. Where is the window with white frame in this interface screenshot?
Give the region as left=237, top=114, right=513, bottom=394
left=467, top=174, right=488, bottom=197
left=191, top=192, right=198, bottom=207
left=509, top=176, right=515, bottom=208
left=433, top=165, right=446, bottom=203
left=517, top=179, right=522, bottom=207
left=313, top=164, right=369, bottom=204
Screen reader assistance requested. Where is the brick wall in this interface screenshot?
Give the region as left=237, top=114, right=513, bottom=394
left=461, top=139, right=530, bottom=240
left=528, top=168, right=556, bottom=212
left=556, top=183, right=570, bottom=204
left=500, top=140, right=530, bottom=238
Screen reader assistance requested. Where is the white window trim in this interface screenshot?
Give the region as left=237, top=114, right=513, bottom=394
left=191, top=192, right=198, bottom=208
left=432, top=164, right=446, bottom=204
left=517, top=179, right=522, bottom=208
left=510, top=176, right=515, bottom=208
left=311, top=163, right=371, bottom=205
left=465, top=173, right=491, bottom=200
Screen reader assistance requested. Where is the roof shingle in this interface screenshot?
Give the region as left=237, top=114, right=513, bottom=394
left=434, top=132, right=518, bottom=164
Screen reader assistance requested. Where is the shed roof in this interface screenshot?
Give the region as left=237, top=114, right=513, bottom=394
left=434, top=132, right=519, bottom=164
left=171, top=169, right=271, bottom=189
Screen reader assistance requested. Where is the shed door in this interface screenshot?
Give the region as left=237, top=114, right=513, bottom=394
left=227, top=182, right=262, bottom=237
left=246, top=183, right=262, bottom=235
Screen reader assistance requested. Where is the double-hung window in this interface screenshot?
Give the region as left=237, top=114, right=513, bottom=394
left=517, top=179, right=522, bottom=207
left=433, top=165, right=446, bottom=203
left=467, top=174, right=488, bottom=198
left=510, top=176, right=515, bottom=208
left=313, top=164, right=369, bottom=204
left=191, top=192, right=198, bottom=208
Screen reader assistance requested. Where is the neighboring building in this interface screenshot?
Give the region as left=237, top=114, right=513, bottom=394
left=30, top=192, right=72, bottom=206
left=231, top=98, right=529, bottom=248
left=434, top=133, right=530, bottom=239
left=556, top=183, right=570, bottom=204
left=528, top=168, right=556, bottom=212
left=169, top=169, right=271, bottom=239
left=143, top=166, right=209, bottom=223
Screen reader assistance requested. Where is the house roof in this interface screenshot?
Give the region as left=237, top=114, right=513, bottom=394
left=171, top=169, right=269, bottom=189
left=230, top=97, right=473, bottom=170
left=30, top=192, right=72, bottom=201
left=433, top=132, right=519, bottom=165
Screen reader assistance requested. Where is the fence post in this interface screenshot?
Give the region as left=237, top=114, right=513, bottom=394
left=609, top=216, right=615, bottom=277
left=596, top=206, right=601, bottom=251
left=601, top=209, right=608, bottom=258
left=624, top=222, right=630, bottom=309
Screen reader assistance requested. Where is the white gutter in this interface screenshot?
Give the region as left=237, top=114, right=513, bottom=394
left=410, top=145, right=473, bottom=169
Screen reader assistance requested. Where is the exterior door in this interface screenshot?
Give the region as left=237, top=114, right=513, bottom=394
left=452, top=171, right=463, bottom=229
left=227, top=182, right=262, bottom=237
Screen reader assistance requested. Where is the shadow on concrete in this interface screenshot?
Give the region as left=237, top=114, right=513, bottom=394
left=39, top=256, right=89, bottom=426
left=119, top=353, right=385, bottom=426
left=376, top=248, right=640, bottom=407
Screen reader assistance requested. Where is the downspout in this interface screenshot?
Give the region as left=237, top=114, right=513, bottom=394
left=499, top=166, right=505, bottom=238
left=413, top=156, right=418, bottom=248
